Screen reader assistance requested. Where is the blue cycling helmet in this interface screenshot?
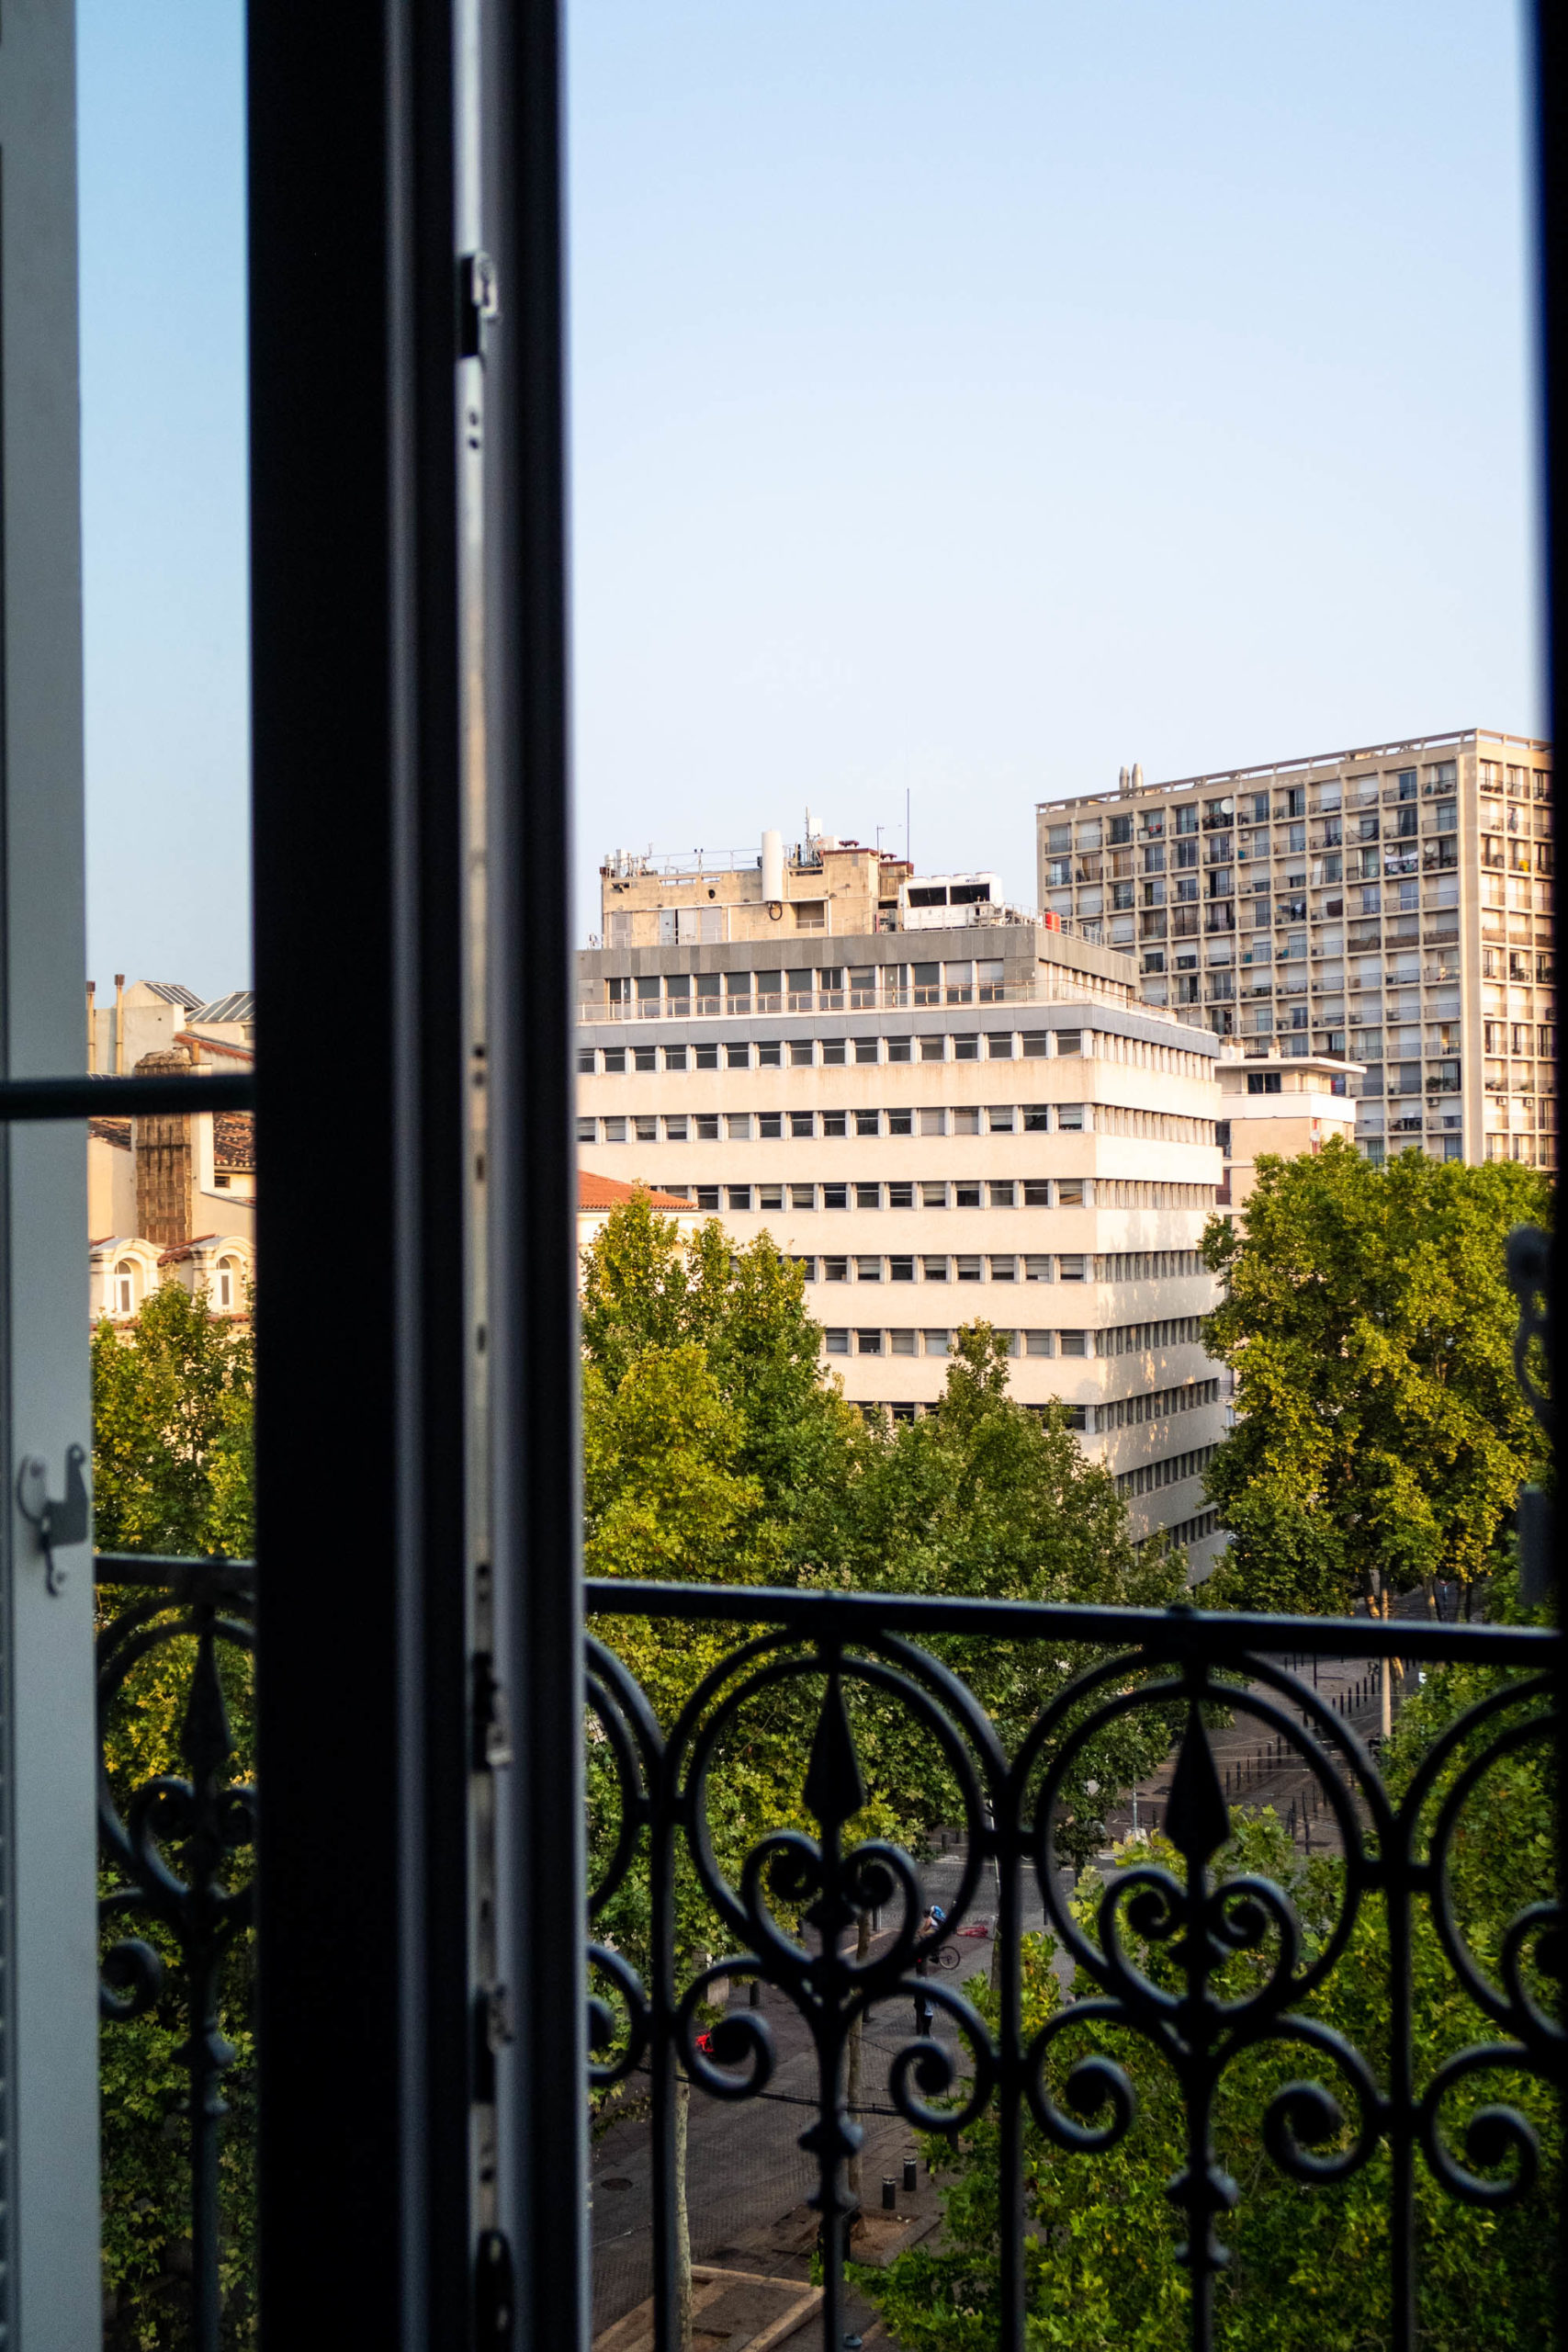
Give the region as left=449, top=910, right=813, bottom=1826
left=930, top=1904, right=946, bottom=1925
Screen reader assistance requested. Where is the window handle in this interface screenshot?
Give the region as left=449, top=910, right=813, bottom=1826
left=17, top=1442, right=88, bottom=1595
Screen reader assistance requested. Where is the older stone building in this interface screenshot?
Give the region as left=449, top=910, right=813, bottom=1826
left=87, top=1037, right=254, bottom=1324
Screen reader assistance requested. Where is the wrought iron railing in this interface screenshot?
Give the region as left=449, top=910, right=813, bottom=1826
left=585, top=1583, right=1562, bottom=2352
left=93, top=1559, right=1562, bottom=2352
left=96, top=1553, right=256, bottom=2352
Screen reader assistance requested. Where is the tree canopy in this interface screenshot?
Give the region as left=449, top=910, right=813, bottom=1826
left=1198, top=1141, right=1550, bottom=1614
left=92, top=1275, right=254, bottom=1558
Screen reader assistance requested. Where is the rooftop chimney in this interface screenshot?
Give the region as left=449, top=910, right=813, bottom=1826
left=132, top=1047, right=195, bottom=1249
left=86, top=980, right=96, bottom=1072
left=114, top=973, right=126, bottom=1074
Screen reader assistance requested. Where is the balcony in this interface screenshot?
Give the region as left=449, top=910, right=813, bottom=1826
left=95, top=1551, right=1564, bottom=2352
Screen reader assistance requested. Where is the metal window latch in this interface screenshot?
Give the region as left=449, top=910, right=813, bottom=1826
left=457, top=250, right=501, bottom=359
left=17, top=1442, right=88, bottom=1594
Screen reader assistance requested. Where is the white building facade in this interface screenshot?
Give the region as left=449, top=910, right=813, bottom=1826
left=577, top=923, right=1229, bottom=1576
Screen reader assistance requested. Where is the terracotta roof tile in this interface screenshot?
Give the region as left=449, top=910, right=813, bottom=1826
left=175, top=1029, right=254, bottom=1063
left=578, top=1170, right=692, bottom=1212
left=214, top=1112, right=255, bottom=1170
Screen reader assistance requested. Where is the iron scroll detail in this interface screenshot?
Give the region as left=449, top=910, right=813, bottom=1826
left=96, top=1557, right=256, bottom=2352
left=584, top=1587, right=1563, bottom=2352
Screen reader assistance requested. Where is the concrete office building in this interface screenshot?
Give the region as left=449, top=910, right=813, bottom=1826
left=1215, top=1052, right=1361, bottom=1213
left=1035, top=730, right=1555, bottom=1170
left=577, top=854, right=1231, bottom=1575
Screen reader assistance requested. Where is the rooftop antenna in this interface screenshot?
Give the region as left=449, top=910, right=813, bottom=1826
left=906, top=786, right=911, bottom=868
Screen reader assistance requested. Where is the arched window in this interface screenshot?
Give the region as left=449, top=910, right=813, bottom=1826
left=216, top=1256, right=236, bottom=1311
left=114, top=1261, right=135, bottom=1317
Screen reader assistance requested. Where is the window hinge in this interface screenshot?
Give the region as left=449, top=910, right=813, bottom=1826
left=17, top=1443, right=88, bottom=1594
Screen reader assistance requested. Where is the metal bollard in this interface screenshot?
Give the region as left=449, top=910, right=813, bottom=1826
left=882, top=2177, right=897, bottom=2211
left=749, top=1978, right=761, bottom=2008
left=903, top=2158, right=918, bottom=2193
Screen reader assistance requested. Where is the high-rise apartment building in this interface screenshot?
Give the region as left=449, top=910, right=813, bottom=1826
left=1035, top=730, right=1555, bottom=1170
left=578, top=851, right=1232, bottom=1574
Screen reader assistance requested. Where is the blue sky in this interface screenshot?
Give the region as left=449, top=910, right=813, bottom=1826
left=79, top=2, right=1540, bottom=990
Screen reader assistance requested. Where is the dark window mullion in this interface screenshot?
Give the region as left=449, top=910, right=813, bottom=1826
left=250, top=2, right=472, bottom=2343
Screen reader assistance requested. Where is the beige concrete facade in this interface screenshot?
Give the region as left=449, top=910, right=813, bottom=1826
left=576, top=919, right=1230, bottom=1577
left=601, top=836, right=908, bottom=946
left=1036, top=730, right=1555, bottom=1171
left=1215, top=1050, right=1361, bottom=1212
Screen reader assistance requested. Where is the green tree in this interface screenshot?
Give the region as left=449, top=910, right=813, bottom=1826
left=581, top=1193, right=860, bottom=1581
left=93, top=1276, right=254, bottom=1558
left=1199, top=1141, right=1550, bottom=1614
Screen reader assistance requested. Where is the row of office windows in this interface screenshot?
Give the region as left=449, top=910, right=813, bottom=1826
left=1115, top=1442, right=1220, bottom=1500
left=1098, top=1376, right=1223, bottom=1429
left=1098, top=1250, right=1208, bottom=1281
left=581, top=1102, right=1213, bottom=1145
left=793, top=1251, right=1213, bottom=1285
left=821, top=1316, right=1208, bottom=1360
left=669, top=1178, right=1089, bottom=1211
left=603, top=957, right=1019, bottom=1007
left=582, top=1029, right=1081, bottom=1070
left=1143, top=1506, right=1221, bottom=1552
left=851, top=1382, right=1220, bottom=1437
left=873, top=1396, right=1089, bottom=1431
left=659, top=1176, right=1217, bottom=1212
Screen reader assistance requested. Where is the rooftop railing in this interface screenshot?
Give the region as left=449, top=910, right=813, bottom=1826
left=575, top=972, right=1156, bottom=1025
